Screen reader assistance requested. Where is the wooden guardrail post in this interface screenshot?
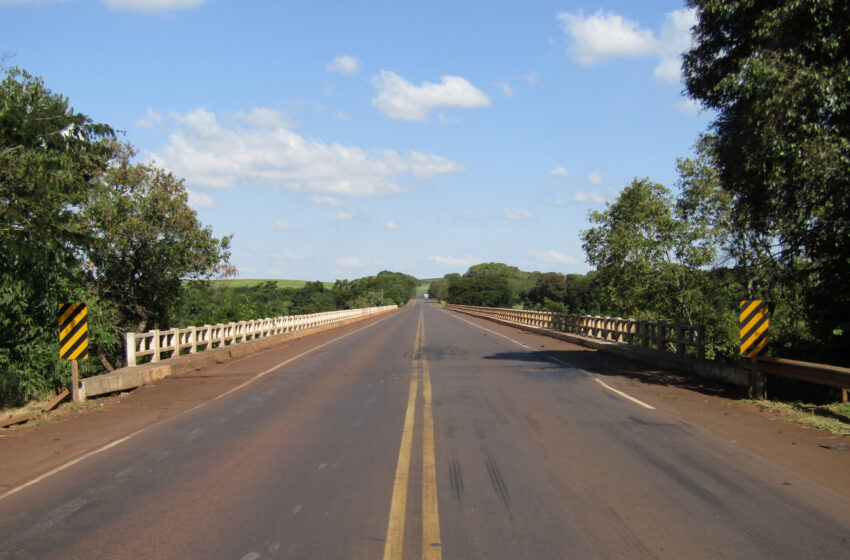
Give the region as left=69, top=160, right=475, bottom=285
left=675, top=323, right=685, bottom=355
left=748, top=358, right=766, bottom=400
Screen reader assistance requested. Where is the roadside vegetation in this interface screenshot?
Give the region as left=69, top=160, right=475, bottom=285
left=0, top=66, right=417, bottom=409
left=751, top=401, right=850, bottom=438
left=434, top=2, right=849, bottom=374
left=3, top=3, right=847, bottom=413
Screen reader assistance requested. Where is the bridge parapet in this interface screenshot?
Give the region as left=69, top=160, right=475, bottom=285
left=446, top=305, right=705, bottom=359
left=125, top=306, right=398, bottom=366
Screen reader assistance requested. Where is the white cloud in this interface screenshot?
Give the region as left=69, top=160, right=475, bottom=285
left=326, top=55, right=361, bottom=76
left=653, top=58, right=682, bottom=83
left=136, top=108, right=163, bottom=129
left=558, top=11, right=656, bottom=64
left=675, top=97, right=703, bottom=116
left=503, top=208, right=533, bottom=220
left=588, top=171, right=603, bottom=185
left=371, top=70, right=490, bottom=121
left=548, top=166, right=570, bottom=178
left=573, top=191, right=607, bottom=204
left=186, top=189, right=214, bottom=209
left=326, top=211, right=353, bottom=221
left=428, top=255, right=478, bottom=267
left=557, top=8, right=697, bottom=83
left=149, top=107, right=464, bottom=196
left=312, top=195, right=344, bottom=207
left=530, top=249, right=578, bottom=265
left=334, top=111, right=350, bottom=121
left=335, top=256, right=364, bottom=267
left=273, top=221, right=298, bottom=231
left=104, top=0, right=204, bottom=12
left=495, top=81, right=515, bottom=98
left=384, top=222, right=398, bottom=229
left=438, top=114, right=460, bottom=125
left=522, top=72, right=538, bottom=85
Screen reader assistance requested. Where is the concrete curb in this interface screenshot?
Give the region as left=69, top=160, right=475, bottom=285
left=80, top=308, right=399, bottom=400
left=450, top=309, right=748, bottom=387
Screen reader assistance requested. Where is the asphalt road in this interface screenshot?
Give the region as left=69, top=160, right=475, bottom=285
left=1, top=301, right=849, bottom=559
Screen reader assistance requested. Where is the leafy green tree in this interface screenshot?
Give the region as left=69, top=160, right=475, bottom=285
left=684, top=0, right=850, bottom=358
left=84, top=143, right=235, bottom=339
left=447, top=275, right=511, bottom=307
left=0, top=69, right=114, bottom=404
left=581, top=177, right=730, bottom=350
left=527, top=273, right=568, bottom=309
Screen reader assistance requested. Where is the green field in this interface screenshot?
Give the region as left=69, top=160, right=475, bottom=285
left=415, top=281, right=432, bottom=297
left=210, top=279, right=334, bottom=289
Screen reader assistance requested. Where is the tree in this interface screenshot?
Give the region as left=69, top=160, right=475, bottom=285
left=527, top=273, right=568, bottom=310
left=581, top=178, right=720, bottom=326
left=84, top=143, right=234, bottom=337
left=0, top=69, right=115, bottom=403
left=683, top=0, right=850, bottom=358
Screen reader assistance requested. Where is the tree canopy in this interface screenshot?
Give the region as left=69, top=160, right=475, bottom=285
left=0, top=68, right=234, bottom=405
left=684, top=0, right=850, bottom=354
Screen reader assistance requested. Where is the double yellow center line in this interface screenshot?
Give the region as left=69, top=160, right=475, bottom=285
left=383, top=311, right=442, bottom=560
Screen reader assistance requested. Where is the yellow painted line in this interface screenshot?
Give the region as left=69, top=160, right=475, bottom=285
left=383, top=314, right=422, bottom=560
left=421, top=353, right=442, bottom=559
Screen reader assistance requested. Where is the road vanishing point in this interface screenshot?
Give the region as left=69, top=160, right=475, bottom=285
left=1, top=301, right=849, bottom=559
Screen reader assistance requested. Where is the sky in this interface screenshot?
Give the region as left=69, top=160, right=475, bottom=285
left=2, top=0, right=714, bottom=281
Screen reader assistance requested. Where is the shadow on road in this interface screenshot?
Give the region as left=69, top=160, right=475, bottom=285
left=483, top=348, right=744, bottom=400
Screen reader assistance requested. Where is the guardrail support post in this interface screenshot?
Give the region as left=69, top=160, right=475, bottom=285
left=675, top=323, right=685, bottom=355
left=126, top=332, right=135, bottom=367
left=748, top=358, right=766, bottom=400
left=151, top=329, right=160, bottom=362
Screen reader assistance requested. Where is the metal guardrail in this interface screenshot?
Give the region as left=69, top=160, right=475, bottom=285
left=446, top=304, right=705, bottom=358
left=752, top=357, right=850, bottom=402
left=125, top=305, right=397, bottom=366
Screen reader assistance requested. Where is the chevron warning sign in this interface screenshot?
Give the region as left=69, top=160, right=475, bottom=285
left=59, top=303, right=89, bottom=360
left=739, top=300, right=769, bottom=358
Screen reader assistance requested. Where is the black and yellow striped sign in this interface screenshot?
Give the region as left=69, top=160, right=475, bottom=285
left=740, top=300, right=769, bottom=358
left=59, top=303, right=89, bottom=360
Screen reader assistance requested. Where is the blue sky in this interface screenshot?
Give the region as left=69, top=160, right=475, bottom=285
left=3, top=0, right=713, bottom=281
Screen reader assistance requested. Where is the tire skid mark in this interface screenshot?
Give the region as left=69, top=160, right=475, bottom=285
left=632, top=443, right=726, bottom=512
left=472, top=418, right=486, bottom=440
left=448, top=453, right=465, bottom=505
left=483, top=449, right=511, bottom=511
left=445, top=419, right=456, bottom=439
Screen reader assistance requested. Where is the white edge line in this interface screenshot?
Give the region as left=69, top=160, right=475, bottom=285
left=446, top=311, right=655, bottom=410
left=0, top=310, right=402, bottom=502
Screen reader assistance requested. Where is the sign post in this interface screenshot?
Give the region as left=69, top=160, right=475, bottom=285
left=59, top=303, right=89, bottom=403
left=740, top=300, right=769, bottom=399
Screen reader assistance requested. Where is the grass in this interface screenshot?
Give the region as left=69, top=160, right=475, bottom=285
left=210, top=279, right=333, bottom=289
left=415, top=282, right=431, bottom=297
left=751, top=400, right=850, bottom=437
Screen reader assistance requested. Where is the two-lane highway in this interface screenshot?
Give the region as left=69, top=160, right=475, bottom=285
left=2, top=301, right=849, bottom=559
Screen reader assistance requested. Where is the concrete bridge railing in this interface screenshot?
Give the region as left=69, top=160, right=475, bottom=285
left=446, top=304, right=705, bottom=358
left=125, top=306, right=397, bottom=366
